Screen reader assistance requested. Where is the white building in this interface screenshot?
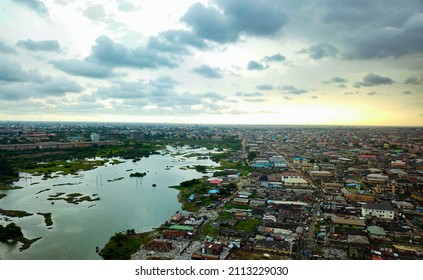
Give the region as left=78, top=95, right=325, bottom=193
left=362, top=203, right=395, bottom=220
left=283, top=177, right=308, bottom=187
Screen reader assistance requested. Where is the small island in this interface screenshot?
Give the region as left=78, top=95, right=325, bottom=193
left=0, top=222, right=42, bottom=251
left=129, top=172, right=147, bottom=177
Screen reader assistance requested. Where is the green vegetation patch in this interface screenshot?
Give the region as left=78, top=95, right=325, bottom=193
left=235, top=218, right=261, bottom=232
left=19, top=159, right=108, bottom=176
left=0, top=185, right=23, bottom=190
left=129, top=172, right=147, bottom=177
left=37, top=212, right=53, bottom=226
left=47, top=192, right=100, bottom=204
left=99, top=229, right=155, bottom=260
left=199, top=220, right=219, bottom=239
left=0, top=209, right=33, bottom=218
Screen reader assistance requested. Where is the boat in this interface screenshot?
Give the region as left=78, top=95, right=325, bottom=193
left=152, top=184, right=157, bottom=187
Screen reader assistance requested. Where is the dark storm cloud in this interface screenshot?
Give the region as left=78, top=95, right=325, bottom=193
left=51, top=59, right=123, bottom=79
left=181, top=0, right=287, bottom=43
left=0, top=39, right=17, bottom=54
left=300, top=43, right=338, bottom=60
left=262, top=53, right=285, bottom=62
left=147, top=30, right=209, bottom=55
left=12, top=0, right=48, bottom=16
left=88, top=35, right=179, bottom=69
left=17, top=39, right=61, bottom=52
left=256, top=84, right=273, bottom=91
left=278, top=85, right=307, bottom=94
left=354, top=73, right=395, bottom=88
left=192, top=65, right=222, bottom=79
left=247, top=60, right=268, bottom=71
left=404, top=76, right=422, bottom=84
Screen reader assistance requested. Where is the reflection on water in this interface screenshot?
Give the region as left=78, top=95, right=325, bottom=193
left=0, top=146, right=218, bottom=259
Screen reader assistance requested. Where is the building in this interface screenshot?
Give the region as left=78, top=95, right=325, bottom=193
left=367, top=174, right=389, bottom=183
left=310, top=171, right=332, bottom=177
left=283, top=177, right=308, bottom=188
left=362, top=203, right=395, bottom=220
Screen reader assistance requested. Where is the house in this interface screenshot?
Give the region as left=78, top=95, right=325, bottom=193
left=283, top=177, right=308, bottom=187
left=310, top=171, right=332, bottom=177
left=254, top=240, right=294, bottom=255
left=367, top=174, right=389, bottom=183
left=362, top=203, right=395, bottom=220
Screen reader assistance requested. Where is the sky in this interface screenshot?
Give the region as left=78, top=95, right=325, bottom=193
left=0, top=0, right=422, bottom=126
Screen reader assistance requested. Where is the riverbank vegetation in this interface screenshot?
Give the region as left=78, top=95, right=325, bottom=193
left=0, top=222, right=42, bottom=251
left=99, top=229, right=156, bottom=260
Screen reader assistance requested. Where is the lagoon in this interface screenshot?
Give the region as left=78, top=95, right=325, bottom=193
left=0, top=146, right=219, bottom=259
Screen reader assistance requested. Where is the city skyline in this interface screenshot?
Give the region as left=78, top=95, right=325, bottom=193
left=0, top=0, right=422, bottom=126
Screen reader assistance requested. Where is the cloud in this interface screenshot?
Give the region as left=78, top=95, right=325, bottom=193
left=83, top=4, right=106, bottom=21
left=354, top=73, right=396, bottom=88
left=324, top=77, right=348, bottom=83
left=344, top=92, right=355, bottom=95
left=244, top=98, right=267, bottom=102
left=247, top=60, right=268, bottom=71
left=284, top=96, right=293, bottom=100
left=0, top=58, right=82, bottom=100
left=278, top=85, right=307, bottom=94
left=192, top=65, right=222, bottom=79
left=402, top=90, right=412, bottom=95
left=17, top=39, right=61, bottom=52
left=181, top=0, right=287, bottom=43
left=51, top=59, right=123, bottom=78
left=0, top=57, right=28, bottom=82
left=117, top=0, right=140, bottom=12
left=12, top=0, right=48, bottom=16
left=366, top=91, right=378, bottom=96
left=0, top=39, right=17, bottom=54
left=96, top=76, right=178, bottom=100
left=147, top=30, right=208, bottom=54
left=262, top=53, right=285, bottom=62
left=88, top=35, right=179, bottom=69
left=256, top=84, right=273, bottom=91
left=404, top=76, right=421, bottom=84
left=300, top=43, right=338, bottom=59
left=95, top=77, right=228, bottom=115
left=341, top=13, right=423, bottom=59
left=311, top=95, right=319, bottom=99
left=236, top=92, right=264, bottom=97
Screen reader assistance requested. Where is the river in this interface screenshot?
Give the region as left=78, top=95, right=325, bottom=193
left=0, top=146, right=220, bottom=259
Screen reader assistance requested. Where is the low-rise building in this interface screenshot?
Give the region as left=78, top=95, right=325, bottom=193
left=362, top=203, right=395, bottom=220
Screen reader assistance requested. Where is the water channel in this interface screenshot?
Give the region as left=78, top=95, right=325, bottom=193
left=0, top=146, right=219, bottom=259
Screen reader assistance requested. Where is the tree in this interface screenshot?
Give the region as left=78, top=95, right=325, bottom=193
left=247, top=151, right=257, bottom=161
left=0, top=158, right=17, bottom=177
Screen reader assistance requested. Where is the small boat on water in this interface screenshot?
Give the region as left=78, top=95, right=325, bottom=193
left=152, top=184, right=157, bottom=187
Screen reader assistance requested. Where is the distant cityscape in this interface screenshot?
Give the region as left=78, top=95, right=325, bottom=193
left=0, top=121, right=422, bottom=260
